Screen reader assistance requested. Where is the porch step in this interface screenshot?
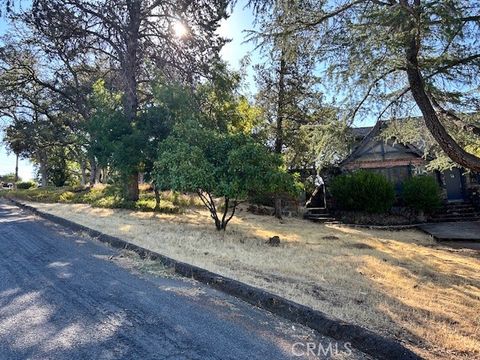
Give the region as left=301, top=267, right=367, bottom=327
left=304, top=207, right=335, bottom=223
left=306, top=208, right=330, bottom=215
left=432, top=212, right=479, bottom=218
left=444, top=205, right=476, bottom=211
left=429, top=216, right=480, bottom=223
left=429, top=201, right=480, bottom=222
left=444, top=208, right=476, bottom=214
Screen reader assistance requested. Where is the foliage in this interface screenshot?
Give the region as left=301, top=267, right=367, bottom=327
left=16, top=181, right=36, bottom=189
left=0, top=185, right=203, bottom=213
left=289, top=116, right=352, bottom=170
left=0, top=173, right=19, bottom=183
left=250, top=0, right=342, bottom=172
left=402, top=176, right=442, bottom=213
left=2, top=0, right=230, bottom=201
left=249, top=0, right=480, bottom=172
left=330, top=170, right=395, bottom=214
left=381, top=117, right=480, bottom=172
left=155, top=125, right=300, bottom=230
left=0, top=47, right=80, bottom=187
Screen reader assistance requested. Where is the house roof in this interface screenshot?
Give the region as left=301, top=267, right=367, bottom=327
left=341, top=120, right=426, bottom=167
left=350, top=126, right=374, bottom=139
left=342, top=121, right=384, bottom=166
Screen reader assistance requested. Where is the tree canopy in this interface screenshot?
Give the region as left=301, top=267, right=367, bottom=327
left=155, top=124, right=300, bottom=230
left=249, top=0, right=480, bottom=172
left=1, top=0, right=231, bottom=198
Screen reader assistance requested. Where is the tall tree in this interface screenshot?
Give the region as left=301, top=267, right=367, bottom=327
left=249, top=0, right=480, bottom=171
left=250, top=0, right=330, bottom=216
left=27, top=0, right=229, bottom=200
left=0, top=44, right=76, bottom=186
left=0, top=27, right=108, bottom=186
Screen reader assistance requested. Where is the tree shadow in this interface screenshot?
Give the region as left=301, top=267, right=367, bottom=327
left=0, top=208, right=331, bottom=360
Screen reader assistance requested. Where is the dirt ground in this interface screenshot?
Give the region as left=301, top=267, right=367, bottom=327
left=22, top=201, right=480, bottom=360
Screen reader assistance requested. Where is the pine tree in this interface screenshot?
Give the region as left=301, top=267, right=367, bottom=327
left=250, top=0, right=336, bottom=217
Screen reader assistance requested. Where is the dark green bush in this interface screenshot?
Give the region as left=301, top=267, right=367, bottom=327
left=330, top=170, right=395, bottom=213
left=16, top=181, right=36, bottom=189
left=402, top=175, right=442, bottom=213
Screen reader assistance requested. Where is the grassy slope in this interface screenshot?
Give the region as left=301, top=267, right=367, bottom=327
left=4, top=187, right=479, bottom=359
left=1, top=185, right=202, bottom=213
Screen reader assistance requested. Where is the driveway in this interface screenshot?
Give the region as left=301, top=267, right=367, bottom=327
left=0, top=202, right=366, bottom=359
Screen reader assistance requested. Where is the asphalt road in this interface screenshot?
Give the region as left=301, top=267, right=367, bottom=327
left=0, top=201, right=367, bottom=360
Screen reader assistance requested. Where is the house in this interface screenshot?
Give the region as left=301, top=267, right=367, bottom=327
left=339, top=121, right=480, bottom=205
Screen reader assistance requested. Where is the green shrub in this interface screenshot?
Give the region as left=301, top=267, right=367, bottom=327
left=16, top=181, right=36, bottom=189
left=135, top=196, right=180, bottom=213
left=402, top=175, right=442, bottom=213
left=94, top=195, right=124, bottom=208
left=330, top=170, right=395, bottom=213
left=4, top=184, right=191, bottom=214
left=59, top=191, right=76, bottom=203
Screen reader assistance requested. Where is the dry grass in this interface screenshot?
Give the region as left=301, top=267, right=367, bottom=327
left=25, top=201, right=480, bottom=359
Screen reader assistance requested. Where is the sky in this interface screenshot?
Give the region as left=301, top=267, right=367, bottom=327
left=0, top=0, right=258, bottom=180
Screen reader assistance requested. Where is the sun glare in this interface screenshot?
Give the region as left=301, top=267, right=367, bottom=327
left=173, top=21, right=188, bottom=38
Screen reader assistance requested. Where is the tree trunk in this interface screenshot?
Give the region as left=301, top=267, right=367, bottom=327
left=80, top=159, right=87, bottom=186
left=405, top=31, right=480, bottom=171
left=123, top=1, right=141, bottom=123
left=14, top=153, right=19, bottom=189
left=38, top=157, right=48, bottom=187
left=120, top=4, right=141, bottom=200
left=274, top=197, right=283, bottom=219
left=95, top=167, right=102, bottom=184
left=275, top=55, right=287, bottom=154
left=126, top=173, right=139, bottom=201
left=103, top=168, right=110, bottom=183
left=89, top=157, right=97, bottom=186
left=274, top=53, right=287, bottom=219
left=153, top=185, right=161, bottom=211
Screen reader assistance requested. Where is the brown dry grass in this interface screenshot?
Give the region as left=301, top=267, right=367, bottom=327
left=25, top=201, right=480, bottom=359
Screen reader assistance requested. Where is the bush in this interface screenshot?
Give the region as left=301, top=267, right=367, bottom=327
left=402, top=175, right=442, bottom=213
left=330, top=170, right=395, bottom=213
left=59, top=191, right=76, bottom=203
left=16, top=181, right=36, bottom=189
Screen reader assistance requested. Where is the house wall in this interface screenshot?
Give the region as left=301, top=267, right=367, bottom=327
left=467, top=174, right=480, bottom=208
left=338, top=130, right=480, bottom=205
left=343, top=158, right=425, bottom=170
left=340, top=138, right=430, bottom=194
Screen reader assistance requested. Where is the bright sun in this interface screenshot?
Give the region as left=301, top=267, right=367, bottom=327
left=173, top=21, right=188, bottom=38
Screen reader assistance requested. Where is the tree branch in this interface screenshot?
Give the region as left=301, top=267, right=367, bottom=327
left=428, top=94, right=480, bottom=136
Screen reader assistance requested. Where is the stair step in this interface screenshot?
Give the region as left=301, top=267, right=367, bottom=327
left=429, top=216, right=480, bottom=223
left=443, top=204, right=475, bottom=209
left=432, top=211, right=479, bottom=217
left=304, top=214, right=333, bottom=219
left=443, top=210, right=476, bottom=215
left=305, top=217, right=336, bottom=223
left=443, top=206, right=475, bottom=211
left=306, top=211, right=330, bottom=215
left=304, top=213, right=334, bottom=221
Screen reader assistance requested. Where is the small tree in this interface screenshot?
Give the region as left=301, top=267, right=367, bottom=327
left=154, top=125, right=299, bottom=230
left=403, top=175, right=442, bottom=214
